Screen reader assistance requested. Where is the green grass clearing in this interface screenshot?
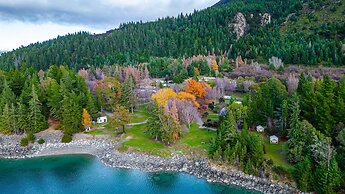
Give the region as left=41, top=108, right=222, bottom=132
left=130, top=113, right=147, bottom=123
left=180, top=123, right=215, bottom=149
left=129, top=105, right=150, bottom=123
left=208, top=113, right=219, bottom=119
left=260, top=134, right=291, bottom=169
left=227, top=92, right=246, bottom=99
left=84, top=129, right=105, bottom=135
left=121, top=122, right=216, bottom=157
left=122, top=124, right=168, bottom=157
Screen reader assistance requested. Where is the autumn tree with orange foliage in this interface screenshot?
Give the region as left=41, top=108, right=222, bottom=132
left=151, top=88, right=177, bottom=107
left=176, top=92, right=200, bottom=108
left=82, top=109, right=92, bottom=129
left=185, top=79, right=206, bottom=98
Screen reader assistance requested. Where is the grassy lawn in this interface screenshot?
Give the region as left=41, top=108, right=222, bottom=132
left=259, top=134, right=291, bottom=169
left=122, top=124, right=168, bottom=156
left=120, top=122, right=216, bottom=157
left=130, top=105, right=150, bottom=123
left=130, top=113, right=147, bottom=123
left=115, top=105, right=216, bottom=157
left=208, top=113, right=219, bottom=119
left=227, top=92, right=247, bottom=99
left=180, top=123, right=215, bottom=150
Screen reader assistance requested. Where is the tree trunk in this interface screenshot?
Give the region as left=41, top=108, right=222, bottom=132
left=122, top=125, right=126, bottom=133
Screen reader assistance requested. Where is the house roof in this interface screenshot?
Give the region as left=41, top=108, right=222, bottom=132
left=256, top=125, right=264, bottom=130
left=219, top=107, right=227, bottom=116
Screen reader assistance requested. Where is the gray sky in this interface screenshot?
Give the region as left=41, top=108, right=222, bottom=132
left=0, top=0, right=219, bottom=51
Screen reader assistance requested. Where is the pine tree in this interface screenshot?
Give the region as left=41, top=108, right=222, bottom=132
left=47, top=79, right=63, bottom=119
left=85, top=90, right=97, bottom=117
left=0, top=104, right=12, bottom=134
left=213, top=146, right=223, bottom=161
left=16, top=101, right=27, bottom=132
left=259, top=78, right=288, bottom=128
left=334, top=77, right=345, bottom=125
left=315, top=75, right=336, bottom=136
left=288, top=93, right=300, bottom=138
left=297, top=74, right=316, bottom=125
left=294, top=156, right=313, bottom=192
left=146, top=105, right=163, bottom=140
left=223, top=111, right=237, bottom=142
left=315, top=159, right=341, bottom=194
left=0, top=79, right=16, bottom=114
left=9, top=103, right=17, bottom=133
left=27, top=85, right=46, bottom=133
left=60, top=92, right=82, bottom=134
left=121, top=76, right=137, bottom=113
left=223, top=144, right=232, bottom=163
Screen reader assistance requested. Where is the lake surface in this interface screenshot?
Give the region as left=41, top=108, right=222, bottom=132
left=0, top=155, right=258, bottom=194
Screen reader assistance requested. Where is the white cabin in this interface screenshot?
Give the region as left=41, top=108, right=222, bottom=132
left=270, top=135, right=279, bottom=144
left=97, top=116, right=107, bottom=124
left=256, top=125, right=265, bottom=132
left=85, top=126, right=91, bottom=131
left=202, top=77, right=216, bottom=82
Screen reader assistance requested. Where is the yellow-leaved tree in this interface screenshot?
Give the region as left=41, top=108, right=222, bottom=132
left=177, top=92, right=200, bottom=108
left=151, top=88, right=177, bottom=107
left=82, top=109, right=92, bottom=129
left=211, top=60, right=219, bottom=75
left=194, top=67, right=200, bottom=77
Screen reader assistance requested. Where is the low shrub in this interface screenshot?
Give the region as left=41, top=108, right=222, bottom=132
left=272, top=165, right=289, bottom=176
left=61, top=133, right=72, bottom=143
left=38, top=138, right=45, bottom=144
left=20, top=138, right=29, bottom=147
left=27, top=133, right=35, bottom=143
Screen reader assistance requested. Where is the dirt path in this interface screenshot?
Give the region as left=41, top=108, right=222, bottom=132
left=126, top=120, right=148, bottom=126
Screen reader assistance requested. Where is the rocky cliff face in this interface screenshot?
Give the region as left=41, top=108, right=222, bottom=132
left=230, top=12, right=272, bottom=40
left=260, top=13, right=272, bottom=26
left=230, top=12, right=248, bottom=40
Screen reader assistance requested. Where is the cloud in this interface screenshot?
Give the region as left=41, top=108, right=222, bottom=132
left=0, top=0, right=218, bottom=29
left=0, top=21, right=105, bottom=51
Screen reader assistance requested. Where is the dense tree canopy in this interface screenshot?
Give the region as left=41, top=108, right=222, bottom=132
left=0, top=0, right=343, bottom=71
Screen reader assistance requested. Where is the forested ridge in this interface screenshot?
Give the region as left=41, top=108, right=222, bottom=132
left=0, top=0, right=344, bottom=71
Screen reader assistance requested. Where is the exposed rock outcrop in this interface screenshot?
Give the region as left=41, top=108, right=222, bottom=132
left=261, top=13, right=272, bottom=26
left=230, top=12, right=248, bottom=40
left=230, top=12, right=272, bottom=39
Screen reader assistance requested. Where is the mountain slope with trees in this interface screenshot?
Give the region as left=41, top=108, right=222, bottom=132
left=0, top=0, right=344, bottom=71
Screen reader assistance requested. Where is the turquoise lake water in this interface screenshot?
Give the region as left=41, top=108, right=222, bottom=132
left=0, top=155, right=258, bottom=194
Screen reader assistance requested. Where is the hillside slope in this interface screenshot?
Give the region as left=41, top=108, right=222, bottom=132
left=0, top=0, right=343, bottom=70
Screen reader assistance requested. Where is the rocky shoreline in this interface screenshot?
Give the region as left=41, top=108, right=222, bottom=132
left=0, top=134, right=299, bottom=194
